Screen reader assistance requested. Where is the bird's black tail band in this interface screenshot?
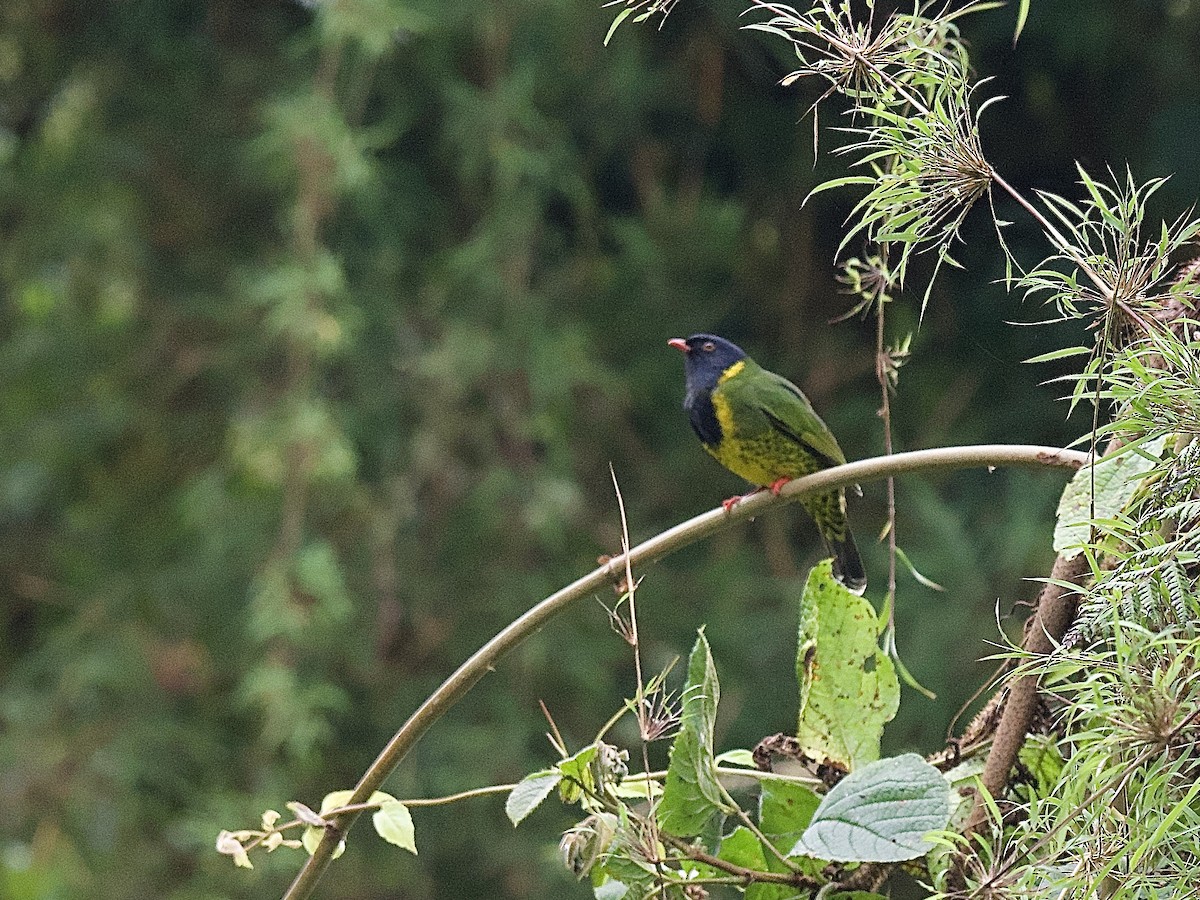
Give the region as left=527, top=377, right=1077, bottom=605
left=828, top=532, right=867, bottom=595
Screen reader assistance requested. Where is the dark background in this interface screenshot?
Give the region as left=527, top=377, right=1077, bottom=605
left=2, top=1, right=1197, bottom=897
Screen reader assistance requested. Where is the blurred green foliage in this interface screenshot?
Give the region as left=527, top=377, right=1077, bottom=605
left=2, top=0, right=1198, bottom=897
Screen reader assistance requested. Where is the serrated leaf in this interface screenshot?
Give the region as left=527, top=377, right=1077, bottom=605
left=796, top=561, right=899, bottom=769
left=791, top=754, right=950, bottom=862
left=318, top=790, right=356, bottom=815
left=1053, top=436, right=1165, bottom=556
left=558, top=744, right=600, bottom=804
left=370, top=792, right=416, bottom=854
left=658, top=630, right=726, bottom=837
left=506, top=770, right=562, bottom=825
left=610, top=778, right=662, bottom=801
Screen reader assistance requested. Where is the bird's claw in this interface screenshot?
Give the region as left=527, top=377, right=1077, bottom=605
left=721, top=487, right=766, bottom=513
left=769, top=477, right=792, bottom=496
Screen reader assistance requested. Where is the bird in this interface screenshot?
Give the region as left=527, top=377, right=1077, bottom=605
left=668, top=333, right=866, bottom=594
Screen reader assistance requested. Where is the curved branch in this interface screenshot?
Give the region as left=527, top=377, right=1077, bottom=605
left=282, top=443, right=1086, bottom=900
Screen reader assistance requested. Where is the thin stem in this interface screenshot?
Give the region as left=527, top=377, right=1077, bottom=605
left=990, top=170, right=1114, bottom=303
left=660, top=832, right=820, bottom=889
left=747, top=0, right=933, bottom=116
left=402, top=784, right=517, bottom=808
left=608, top=465, right=668, bottom=893
left=874, top=288, right=899, bottom=631
left=723, top=782, right=801, bottom=872
left=282, top=443, right=1086, bottom=900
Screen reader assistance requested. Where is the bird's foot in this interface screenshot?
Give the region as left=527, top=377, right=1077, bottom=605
left=721, top=488, right=763, bottom=513
left=768, top=477, right=792, bottom=496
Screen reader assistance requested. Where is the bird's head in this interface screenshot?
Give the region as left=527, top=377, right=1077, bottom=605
left=668, top=334, right=748, bottom=390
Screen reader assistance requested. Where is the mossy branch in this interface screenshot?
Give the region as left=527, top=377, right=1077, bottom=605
left=282, top=443, right=1086, bottom=900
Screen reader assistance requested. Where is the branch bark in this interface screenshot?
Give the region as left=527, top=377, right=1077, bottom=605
left=962, top=552, right=1090, bottom=836
left=282, top=443, right=1086, bottom=900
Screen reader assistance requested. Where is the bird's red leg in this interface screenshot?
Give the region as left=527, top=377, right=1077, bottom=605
left=721, top=487, right=764, bottom=512
left=768, top=476, right=791, bottom=496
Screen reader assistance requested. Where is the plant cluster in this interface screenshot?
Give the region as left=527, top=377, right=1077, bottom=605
left=233, top=2, right=1200, bottom=897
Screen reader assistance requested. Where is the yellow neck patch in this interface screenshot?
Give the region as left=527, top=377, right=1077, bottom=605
left=718, top=359, right=746, bottom=384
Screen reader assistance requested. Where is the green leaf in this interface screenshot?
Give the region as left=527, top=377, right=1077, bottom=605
left=300, top=789, right=354, bottom=858
left=760, top=777, right=821, bottom=847
left=1017, top=735, right=1064, bottom=797
left=1024, top=345, right=1091, bottom=364
left=506, top=770, right=562, bottom=825
left=806, top=175, right=876, bottom=199
left=558, top=744, right=600, bottom=805
left=1015, top=0, right=1031, bottom=41
left=658, top=630, right=726, bottom=837
left=715, top=748, right=756, bottom=768
left=370, top=792, right=417, bottom=854
left=1053, top=436, right=1165, bottom=556
left=718, top=828, right=797, bottom=900
left=604, top=7, right=633, bottom=46
left=592, top=875, right=629, bottom=900
left=791, top=754, right=950, bottom=862
left=610, top=777, right=662, bottom=801
left=796, top=561, right=899, bottom=769
left=717, top=825, right=766, bottom=868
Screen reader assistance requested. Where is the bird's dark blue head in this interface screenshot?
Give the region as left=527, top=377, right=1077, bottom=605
left=668, top=333, right=748, bottom=393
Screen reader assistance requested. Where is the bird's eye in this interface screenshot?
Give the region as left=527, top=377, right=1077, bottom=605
left=702, top=341, right=716, bottom=352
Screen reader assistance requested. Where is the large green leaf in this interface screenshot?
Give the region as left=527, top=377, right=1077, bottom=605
left=791, top=754, right=950, bottom=862
left=658, top=630, right=726, bottom=837
left=759, top=777, right=822, bottom=847
left=796, top=561, right=899, bottom=769
left=1054, top=436, right=1165, bottom=557
left=715, top=827, right=796, bottom=900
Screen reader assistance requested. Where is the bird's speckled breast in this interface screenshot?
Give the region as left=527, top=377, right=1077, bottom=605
left=704, top=360, right=822, bottom=487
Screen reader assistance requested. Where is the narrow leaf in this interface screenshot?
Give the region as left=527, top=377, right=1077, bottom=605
left=658, top=630, right=726, bottom=836
left=1015, top=0, right=1031, bottom=41
left=604, top=8, right=633, bottom=46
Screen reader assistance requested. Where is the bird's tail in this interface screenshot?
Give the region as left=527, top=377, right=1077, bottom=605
left=827, top=531, right=867, bottom=595
left=803, top=491, right=867, bottom=595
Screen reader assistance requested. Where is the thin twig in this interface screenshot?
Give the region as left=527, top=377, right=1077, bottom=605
left=608, top=464, right=668, bottom=894
left=874, top=283, right=899, bottom=632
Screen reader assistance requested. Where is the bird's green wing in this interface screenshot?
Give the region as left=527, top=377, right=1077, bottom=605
left=743, top=367, right=847, bottom=466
